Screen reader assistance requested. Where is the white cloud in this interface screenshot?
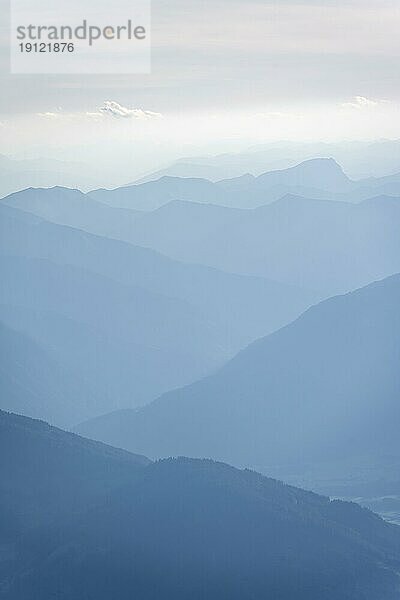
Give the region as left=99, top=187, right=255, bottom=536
left=341, top=96, right=383, bottom=109
left=98, top=101, right=162, bottom=120
left=34, top=103, right=163, bottom=123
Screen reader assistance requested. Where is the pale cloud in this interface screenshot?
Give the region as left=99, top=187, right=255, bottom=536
left=37, top=112, right=61, bottom=119
left=98, top=101, right=163, bottom=120
left=85, top=111, right=105, bottom=122
left=341, top=96, right=385, bottom=110
left=35, top=103, right=163, bottom=123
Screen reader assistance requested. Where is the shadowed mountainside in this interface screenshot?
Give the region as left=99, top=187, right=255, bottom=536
left=1, top=410, right=400, bottom=600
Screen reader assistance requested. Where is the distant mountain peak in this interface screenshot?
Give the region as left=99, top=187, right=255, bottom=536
left=256, top=157, right=351, bottom=191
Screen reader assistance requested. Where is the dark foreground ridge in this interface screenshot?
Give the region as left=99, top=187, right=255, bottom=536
left=1, top=410, right=400, bottom=599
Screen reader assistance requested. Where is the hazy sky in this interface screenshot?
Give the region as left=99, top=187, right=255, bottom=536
left=1, top=0, right=399, bottom=172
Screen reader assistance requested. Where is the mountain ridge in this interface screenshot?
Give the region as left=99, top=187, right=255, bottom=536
left=2, top=409, right=400, bottom=600
left=75, top=272, right=400, bottom=495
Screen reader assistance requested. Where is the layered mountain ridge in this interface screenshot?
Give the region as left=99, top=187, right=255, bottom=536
left=2, top=410, right=400, bottom=600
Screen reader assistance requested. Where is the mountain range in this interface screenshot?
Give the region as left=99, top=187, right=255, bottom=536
left=2, top=409, right=400, bottom=600
left=92, top=158, right=400, bottom=210
left=76, top=273, right=400, bottom=497
left=96, top=192, right=400, bottom=295
left=3, top=168, right=400, bottom=296
left=2, top=141, right=400, bottom=201
left=0, top=203, right=315, bottom=425
left=2, top=151, right=400, bottom=598
left=134, top=139, right=400, bottom=182
left=0, top=153, right=101, bottom=199
left=0, top=253, right=231, bottom=424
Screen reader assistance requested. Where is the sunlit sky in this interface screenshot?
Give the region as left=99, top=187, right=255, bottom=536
left=1, top=0, right=399, bottom=176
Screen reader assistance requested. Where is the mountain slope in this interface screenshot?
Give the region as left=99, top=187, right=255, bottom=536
left=2, top=186, right=141, bottom=238
left=119, top=194, right=400, bottom=294
left=91, top=158, right=351, bottom=210
left=0, top=306, right=201, bottom=425
left=2, top=411, right=400, bottom=600
left=6, top=180, right=400, bottom=296
left=216, top=159, right=400, bottom=206
left=0, top=321, right=100, bottom=425
left=0, top=410, right=149, bottom=540
left=134, top=140, right=400, bottom=182
left=76, top=273, right=400, bottom=484
left=0, top=203, right=316, bottom=350
left=89, top=176, right=224, bottom=210
left=0, top=254, right=226, bottom=359
left=98, top=158, right=400, bottom=210
left=0, top=254, right=230, bottom=424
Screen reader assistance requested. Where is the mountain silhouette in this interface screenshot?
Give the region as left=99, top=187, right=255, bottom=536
left=3, top=185, right=142, bottom=238
left=76, top=273, right=400, bottom=494
left=0, top=203, right=317, bottom=424
left=90, top=176, right=223, bottom=210
left=134, top=140, right=400, bottom=183
left=0, top=203, right=315, bottom=347
left=114, top=193, right=400, bottom=294
left=2, top=410, right=400, bottom=600
left=0, top=410, right=149, bottom=538
left=90, top=158, right=352, bottom=210
left=94, top=158, right=400, bottom=209
left=0, top=154, right=99, bottom=199
left=5, top=173, right=400, bottom=296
